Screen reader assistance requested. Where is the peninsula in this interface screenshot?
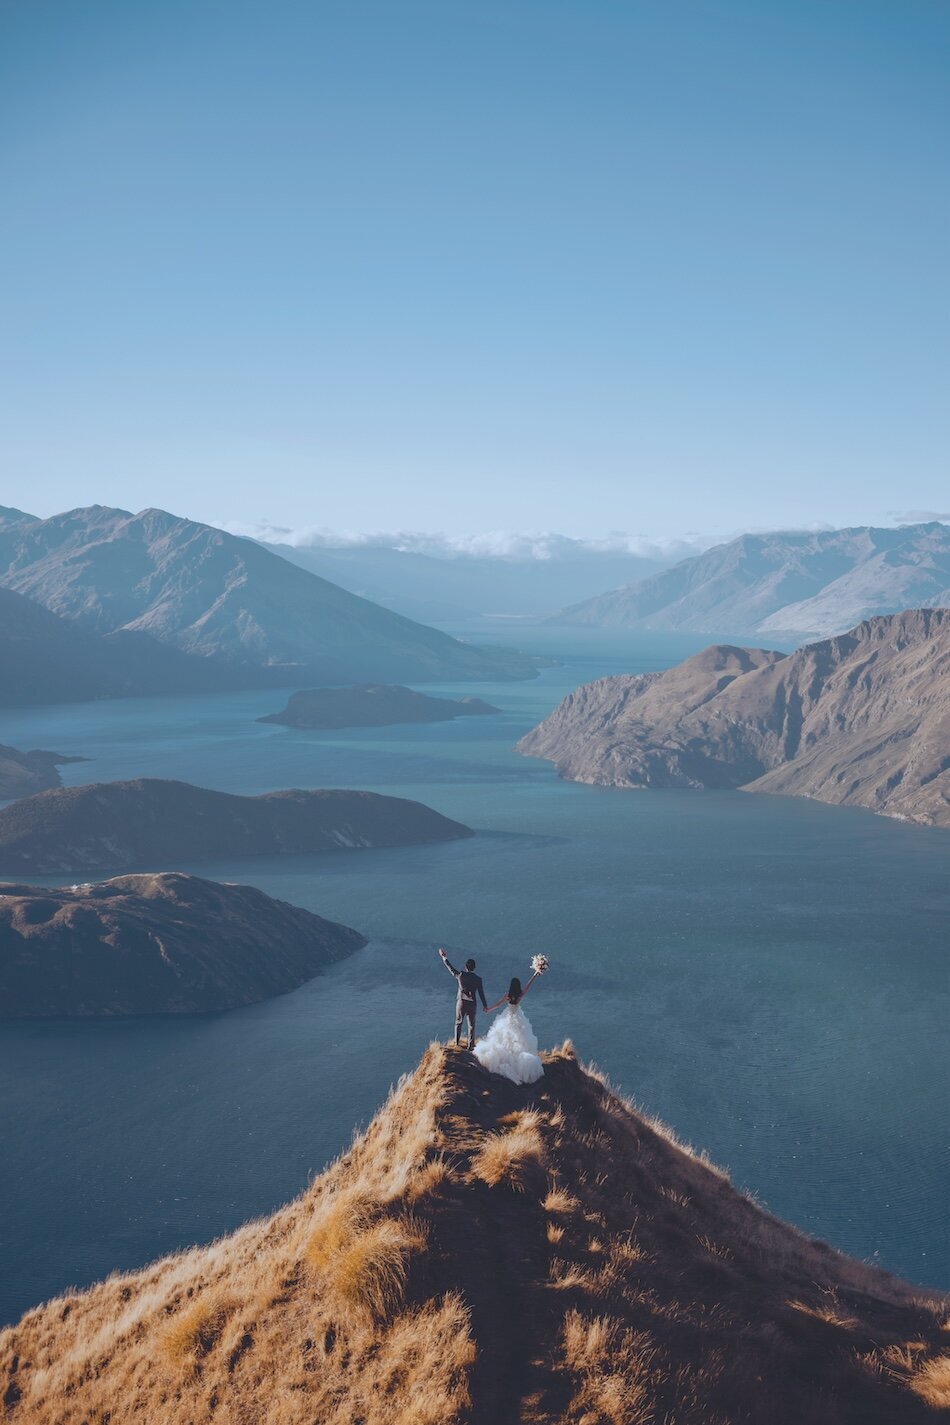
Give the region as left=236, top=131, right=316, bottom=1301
left=0, top=778, right=474, bottom=873
left=519, top=609, right=950, bottom=827
left=0, top=872, right=366, bottom=1017
left=0, top=747, right=85, bottom=800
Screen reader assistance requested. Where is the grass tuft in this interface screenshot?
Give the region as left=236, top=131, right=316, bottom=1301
left=471, top=1124, right=547, bottom=1196
left=329, top=1218, right=426, bottom=1321
left=305, top=1189, right=375, bottom=1270
left=161, top=1291, right=236, bottom=1369
left=910, top=1354, right=950, bottom=1407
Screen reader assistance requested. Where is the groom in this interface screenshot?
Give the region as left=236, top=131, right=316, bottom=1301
left=438, top=947, right=488, bottom=1050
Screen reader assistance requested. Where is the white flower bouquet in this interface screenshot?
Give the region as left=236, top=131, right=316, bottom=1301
left=530, top=954, right=550, bottom=975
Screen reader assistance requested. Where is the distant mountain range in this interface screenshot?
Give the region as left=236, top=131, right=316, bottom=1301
left=552, top=524, right=950, bottom=639
left=0, top=506, right=537, bottom=693
left=262, top=536, right=667, bottom=622
left=0, top=872, right=366, bottom=1017
left=519, top=608, right=950, bottom=827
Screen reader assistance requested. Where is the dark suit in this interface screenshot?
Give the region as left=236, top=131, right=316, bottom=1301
left=442, top=956, right=487, bottom=1048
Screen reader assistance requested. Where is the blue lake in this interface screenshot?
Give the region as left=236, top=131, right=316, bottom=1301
left=0, top=626, right=947, bottom=1325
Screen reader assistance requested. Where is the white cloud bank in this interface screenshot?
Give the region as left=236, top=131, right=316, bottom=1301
left=221, top=522, right=713, bottom=564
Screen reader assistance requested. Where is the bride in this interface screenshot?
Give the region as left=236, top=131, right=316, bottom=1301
left=473, top=956, right=548, bottom=1085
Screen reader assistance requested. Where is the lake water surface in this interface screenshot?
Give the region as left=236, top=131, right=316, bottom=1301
left=0, top=627, right=947, bottom=1325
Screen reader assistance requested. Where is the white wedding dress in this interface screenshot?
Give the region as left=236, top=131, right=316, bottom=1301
left=474, top=1002, right=544, bottom=1084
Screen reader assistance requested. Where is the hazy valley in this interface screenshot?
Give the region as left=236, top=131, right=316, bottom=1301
left=0, top=506, right=538, bottom=693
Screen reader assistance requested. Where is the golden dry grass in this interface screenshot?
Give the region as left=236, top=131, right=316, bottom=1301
left=470, top=1119, right=547, bottom=1195
left=544, top=1186, right=580, bottom=1215
left=909, top=1353, right=950, bottom=1407
left=404, top=1153, right=453, bottom=1203
left=561, top=1310, right=655, bottom=1425
left=328, top=1216, right=425, bottom=1320
left=305, top=1185, right=376, bottom=1266
left=160, top=1289, right=238, bottom=1368
left=2, top=1041, right=948, bottom=1425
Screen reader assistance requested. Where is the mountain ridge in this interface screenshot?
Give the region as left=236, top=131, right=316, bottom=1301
left=0, top=506, right=537, bottom=685
left=2, top=1042, right=946, bottom=1421
left=552, top=523, right=950, bottom=638
left=518, top=608, right=950, bottom=826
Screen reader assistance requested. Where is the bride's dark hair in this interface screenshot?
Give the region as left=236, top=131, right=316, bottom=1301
left=507, top=977, right=522, bottom=1005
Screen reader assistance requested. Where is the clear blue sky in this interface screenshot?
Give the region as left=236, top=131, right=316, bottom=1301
left=1, top=0, right=947, bottom=539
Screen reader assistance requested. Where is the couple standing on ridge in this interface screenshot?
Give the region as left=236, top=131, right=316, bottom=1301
left=438, top=946, right=548, bottom=1085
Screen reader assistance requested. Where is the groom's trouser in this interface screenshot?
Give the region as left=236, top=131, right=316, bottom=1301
left=455, top=998, right=476, bottom=1047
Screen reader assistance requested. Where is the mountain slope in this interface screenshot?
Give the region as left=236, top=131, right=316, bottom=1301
left=0, top=585, right=260, bottom=707
left=0, top=778, right=473, bottom=873
left=518, top=609, right=950, bottom=826
left=552, top=524, right=950, bottom=638
left=2, top=1043, right=946, bottom=1423
left=0, top=506, right=537, bottom=683
left=0, top=872, right=366, bottom=1017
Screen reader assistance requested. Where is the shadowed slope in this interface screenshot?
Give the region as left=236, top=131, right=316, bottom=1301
left=0, top=872, right=365, bottom=1017
left=0, top=586, right=251, bottom=707
left=0, top=506, right=537, bottom=684
left=2, top=1045, right=946, bottom=1423
left=0, top=778, right=473, bottom=873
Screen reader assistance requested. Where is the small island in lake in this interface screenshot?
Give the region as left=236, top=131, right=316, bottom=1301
left=0, top=746, right=87, bottom=800
left=0, top=777, right=474, bottom=874
left=0, top=872, right=366, bottom=1017
left=258, top=683, right=500, bottom=729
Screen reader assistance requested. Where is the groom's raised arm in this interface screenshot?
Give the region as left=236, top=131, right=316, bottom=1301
left=438, top=947, right=459, bottom=979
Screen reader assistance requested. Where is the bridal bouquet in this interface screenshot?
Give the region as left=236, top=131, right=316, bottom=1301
left=531, top=954, right=550, bottom=975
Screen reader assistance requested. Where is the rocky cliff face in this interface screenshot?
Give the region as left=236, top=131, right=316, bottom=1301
left=519, top=609, right=950, bottom=826
left=0, top=506, right=537, bottom=685
left=0, top=778, right=474, bottom=873
left=0, top=872, right=365, bottom=1017
left=258, top=684, right=500, bottom=729
left=2, top=1043, right=946, bottom=1422
left=552, top=524, right=950, bottom=639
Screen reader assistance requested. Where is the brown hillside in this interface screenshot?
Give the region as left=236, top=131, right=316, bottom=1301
left=519, top=609, right=950, bottom=827
left=2, top=1044, right=947, bottom=1424
left=0, top=872, right=365, bottom=1017
left=0, top=778, right=473, bottom=874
